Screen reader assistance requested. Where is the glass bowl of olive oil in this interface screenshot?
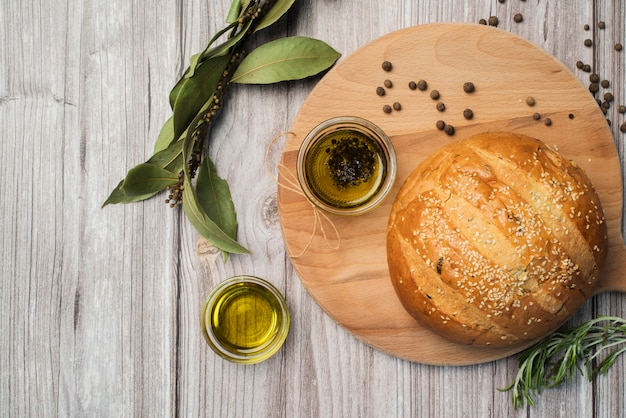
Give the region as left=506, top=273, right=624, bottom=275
left=201, top=275, right=290, bottom=364
left=297, top=116, right=396, bottom=215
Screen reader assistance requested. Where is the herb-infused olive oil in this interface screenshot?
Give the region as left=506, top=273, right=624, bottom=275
left=305, top=129, right=386, bottom=208
left=201, top=276, right=290, bottom=364
left=297, top=117, right=396, bottom=215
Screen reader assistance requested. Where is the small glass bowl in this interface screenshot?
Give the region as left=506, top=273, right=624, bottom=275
left=201, top=275, right=290, bottom=364
left=296, top=116, right=396, bottom=215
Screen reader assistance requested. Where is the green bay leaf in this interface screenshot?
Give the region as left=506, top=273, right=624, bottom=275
left=231, top=36, right=340, bottom=84
left=196, top=157, right=238, bottom=241
left=102, top=180, right=158, bottom=207
left=182, top=179, right=249, bottom=255
left=121, top=163, right=179, bottom=197
left=172, top=54, right=230, bottom=141
left=154, top=115, right=174, bottom=153
left=254, top=0, right=296, bottom=32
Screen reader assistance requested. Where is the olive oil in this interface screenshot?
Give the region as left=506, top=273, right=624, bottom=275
left=304, top=129, right=387, bottom=209
left=201, top=276, right=290, bottom=364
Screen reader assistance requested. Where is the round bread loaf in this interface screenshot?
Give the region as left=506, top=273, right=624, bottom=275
left=386, top=132, right=608, bottom=347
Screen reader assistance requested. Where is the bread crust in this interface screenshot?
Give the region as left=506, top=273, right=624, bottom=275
left=386, top=132, right=608, bottom=346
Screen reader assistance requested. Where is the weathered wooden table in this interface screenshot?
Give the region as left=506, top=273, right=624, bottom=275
left=2, top=1, right=624, bottom=416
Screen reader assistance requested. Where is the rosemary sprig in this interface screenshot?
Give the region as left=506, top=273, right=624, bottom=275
left=501, top=315, right=626, bottom=408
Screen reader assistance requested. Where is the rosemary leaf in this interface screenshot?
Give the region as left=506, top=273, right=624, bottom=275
left=502, top=316, right=626, bottom=408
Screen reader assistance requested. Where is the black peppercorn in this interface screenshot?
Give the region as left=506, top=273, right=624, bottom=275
left=601, top=101, right=610, bottom=110
left=408, top=81, right=417, bottom=90
left=444, top=124, right=455, bottom=135
left=590, top=73, right=600, bottom=83
left=525, top=96, right=536, bottom=106
left=384, top=79, right=393, bottom=88
left=582, top=64, right=592, bottom=72
left=576, top=60, right=584, bottom=69
left=604, top=92, right=614, bottom=102
left=436, top=102, right=446, bottom=112
left=498, top=0, right=505, bottom=3
left=544, top=118, right=552, bottom=126
left=568, top=113, right=575, bottom=119
left=584, top=39, right=593, bottom=47
left=589, top=83, right=599, bottom=93
left=436, top=120, right=446, bottom=130
left=598, top=21, right=606, bottom=29
left=488, top=16, right=499, bottom=27
left=382, top=61, right=393, bottom=71
left=479, top=18, right=487, bottom=25
left=620, top=122, right=626, bottom=133
left=376, top=87, right=386, bottom=96
left=601, top=80, right=609, bottom=88
left=463, top=109, right=474, bottom=120
left=383, top=105, right=392, bottom=114
left=513, top=13, right=523, bottom=23
left=616, top=43, right=623, bottom=51
left=430, top=90, right=440, bottom=100
left=417, top=80, right=428, bottom=91
left=618, top=105, right=626, bottom=114
left=533, top=112, right=541, bottom=121
left=393, top=102, right=402, bottom=111
left=583, top=24, right=590, bottom=31
left=463, top=82, right=475, bottom=93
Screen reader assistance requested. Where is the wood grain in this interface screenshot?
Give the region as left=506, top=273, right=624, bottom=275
left=1, top=0, right=625, bottom=416
left=279, top=23, right=626, bottom=365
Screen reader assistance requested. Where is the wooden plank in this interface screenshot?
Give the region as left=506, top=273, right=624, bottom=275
left=0, top=0, right=624, bottom=417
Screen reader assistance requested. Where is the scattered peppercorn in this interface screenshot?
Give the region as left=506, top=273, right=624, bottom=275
left=589, top=83, right=599, bottom=93
left=544, top=118, right=552, bottom=126
left=376, top=87, right=386, bottom=96
left=408, top=81, right=417, bottom=90
left=498, top=0, right=505, bottom=3
left=514, top=14, right=523, bottom=23
left=604, top=92, right=614, bottom=102
left=525, top=96, right=536, bottom=106
left=568, top=113, right=575, bottom=119
left=430, top=90, right=440, bottom=100
left=479, top=18, right=487, bottom=25
left=616, top=43, right=623, bottom=51
left=582, top=64, right=592, bottom=72
left=393, top=102, right=402, bottom=111
left=463, top=82, right=475, bottom=93
left=436, top=120, right=446, bottom=130
left=583, top=24, right=590, bottom=31
left=436, top=102, right=446, bottom=112
left=590, top=73, right=600, bottom=83
left=584, top=39, right=593, bottom=47
left=620, top=122, right=626, bottom=133
left=463, top=109, right=474, bottom=120
left=618, top=105, right=626, bottom=114
left=601, top=80, right=609, bottom=88
left=382, top=61, right=393, bottom=71
left=444, top=124, right=455, bottom=135
left=598, top=21, right=606, bottom=29
left=417, top=80, right=428, bottom=91
left=533, top=112, right=541, bottom=120
left=576, top=60, right=584, bottom=69
left=383, top=105, right=392, bottom=114
left=601, top=101, right=610, bottom=110
left=384, top=79, right=393, bottom=88
left=488, top=16, right=499, bottom=27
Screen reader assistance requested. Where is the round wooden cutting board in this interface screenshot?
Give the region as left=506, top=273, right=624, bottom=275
left=277, top=23, right=626, bottom=365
